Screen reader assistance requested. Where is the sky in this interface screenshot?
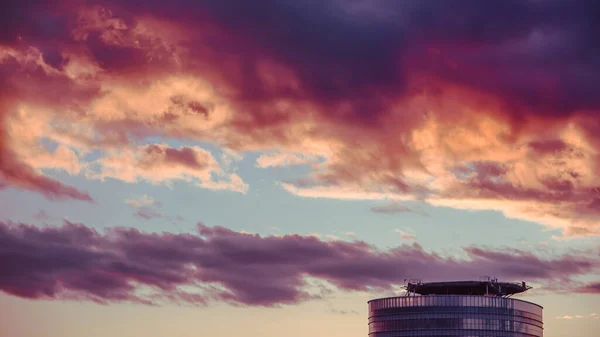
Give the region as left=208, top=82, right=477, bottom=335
left=1, top=0, right=600, bottom=336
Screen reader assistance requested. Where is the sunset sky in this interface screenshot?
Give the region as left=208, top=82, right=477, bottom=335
left=1, top=1, right=600, bottom=336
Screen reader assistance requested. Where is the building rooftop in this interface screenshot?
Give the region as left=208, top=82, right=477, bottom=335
left=405, top=279, right=531, bottom=297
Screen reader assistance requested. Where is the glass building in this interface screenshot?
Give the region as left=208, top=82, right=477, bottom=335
left=368, top=280, right=543, bottom=337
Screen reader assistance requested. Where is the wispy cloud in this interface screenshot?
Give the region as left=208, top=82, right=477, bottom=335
left=308, top=233, right=339, bottom=241
left=125, top=194, right=164, bottom=220
left=33, top=210, right=52, bottom=221
left=555, top=313, right=598, bottom=320
left=394, top=229, right=416, bottom=240
left=124, top=195, right=185, bottom=223
left=255, top=151, right=320, bottom=168
left=125, top=194, right=161, bottom=208
left=371, top=203, right=427, bottom=216
left=329, top=308, right=360, bottom=315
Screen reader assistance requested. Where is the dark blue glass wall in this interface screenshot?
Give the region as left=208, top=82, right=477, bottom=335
left=368, top=295, right=543, bottom=337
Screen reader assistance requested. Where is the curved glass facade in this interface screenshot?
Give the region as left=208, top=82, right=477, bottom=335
left=368, top=295, right=543, bottom=337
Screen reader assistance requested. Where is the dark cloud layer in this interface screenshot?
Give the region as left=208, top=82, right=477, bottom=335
left=0, top=221, right=598, bottom=306
left=110, top=0, right=600, bottom=117
left=4, top=0, right=600, bottom=117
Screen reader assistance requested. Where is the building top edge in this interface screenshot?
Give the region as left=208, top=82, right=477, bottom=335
left=367, top=294, right=543, bottom=310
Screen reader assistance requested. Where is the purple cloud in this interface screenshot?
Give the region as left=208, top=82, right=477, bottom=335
left=575, top=282, right=600, bottom=294
left=0, top=221, right=598, bottom=307
left=134, top=207, right=163, bottom=220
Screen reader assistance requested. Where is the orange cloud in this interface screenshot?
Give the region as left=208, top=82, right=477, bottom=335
left=2, top=1, right=600, bottom=240
left=93, top=144, right=247, bottom=192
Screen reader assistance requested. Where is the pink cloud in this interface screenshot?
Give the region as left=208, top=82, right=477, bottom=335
left=0, top=160, right=92, bottom=202
left=139, top=145, right=208, bottom=170
left=0, top=143, right=92, bottom=202
left=0, top=221, right=599, bottom=307
left=255, top=151, right=320, bottom=168
left=1, top=0, right=600, bottom=241
left=0, top=47, right=94, bottom=202
left=94, top=144, right=247, bottom=193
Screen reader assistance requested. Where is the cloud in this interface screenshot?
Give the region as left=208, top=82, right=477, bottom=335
left=0, top=129, right=93, bottom=202
left=0, top=46, right=95, bottom=202
left=255, top=151, right=319, bottom=168
left=1, top=221, right=599, bottom=307
left=555, top=313, right=599, bottom=320
left=0, top=159, right=94, bottom=202
left=94, top=144, right=248, bottom=193
left=280, top=182, right=416, bottom=201
left=124, top=194, right=184, bottom=221
left=125, top=195, right=164, bottom=219
left=329, top=308, right=359, bottom=315
left=2, top=0, right=600, bottom=238
left=125, top=194, right=160, bottom=208
left=372, top=203, right=414, bottom=214
left=394, top=229, right=417, bottom=241
left=574, top=282, right=600, bottom=294
left=0, top=46, right=244, bottom=198
left=132, top=208, right=160, bottom=220
left=372, top=202, right=428, bottom=216
left=33, top=210, right=52, bottom=221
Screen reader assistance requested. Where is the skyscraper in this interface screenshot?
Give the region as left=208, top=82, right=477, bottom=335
left=368, top=279, right=543, bottom=337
